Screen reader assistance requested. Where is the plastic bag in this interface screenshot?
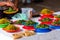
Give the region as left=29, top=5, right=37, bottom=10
left=12, top=13, right=28, bottom=20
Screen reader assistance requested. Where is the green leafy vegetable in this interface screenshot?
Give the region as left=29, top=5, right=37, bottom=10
left=41, top=18, right=51, bottom=22
left=52, top=20, right=60, bottom=25
left=56, top=15, right=60, bottom=18
left=25, top=20, right=36, bottom=26
left=36, top=24, right=49, bottom=28
left=6, top=7, right=15, bottom=12
left=15, top=20, right=25, bottom=24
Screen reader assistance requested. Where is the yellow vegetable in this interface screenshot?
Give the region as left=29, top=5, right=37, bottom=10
left=0, top=18, right=9, bottom=24
left=41, top=9, right=50, bottom=14
left=4, top=24, right=17, bottom=30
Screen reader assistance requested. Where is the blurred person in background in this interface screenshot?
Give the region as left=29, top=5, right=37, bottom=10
left=0, top=1, right=18, bottom=19
left=22, top=0, right=31, bottom=5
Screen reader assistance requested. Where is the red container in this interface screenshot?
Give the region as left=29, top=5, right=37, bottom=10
left=52, top=19, right=60, bottom=26
left=54, top=16, right=60, bottom=20
left=38, top=15, right=54, bottom=21
left=54, top=19, right=60, bottom=21
left=55, top=18, right=60, bottom=20
left=3, top=27, right=20, bottom=33
left=41, top=21, right=52, bottom=25
left=39, top=17, right=53, bottom=25
left=23, top=25, right=35, bottom=30
left=41, top=15, right=54, bottom=18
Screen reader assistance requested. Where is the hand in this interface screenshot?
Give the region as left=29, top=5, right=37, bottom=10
left=6, top=2, right=15, bottom=7
left=13, top=6, right=18, bottom=10
left=6, top=1, right=18, bottom=10
left=0, top=2, right=6, bottom=6
left=0, top=1, right=18, bottom=10
left=0, top=1, right=14, bottom=7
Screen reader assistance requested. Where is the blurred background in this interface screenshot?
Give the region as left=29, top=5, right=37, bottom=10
left=14, top=0, right=60, bottom=16
left=0, top=0, right=60, bottom=16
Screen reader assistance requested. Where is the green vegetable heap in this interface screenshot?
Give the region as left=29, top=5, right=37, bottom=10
left=41, top=18, right=51, bottom=22
left=56, top=15, right=60, bottom=18
left=52, top=20, right=60, bottom=25
left=36, top=24, right=49, bottom=28
left=6, top=7, right=15, bottom=12
left=25, top=20, right=36, bottom=26
left=15, top=20, right=25, bottom=24
left=4, top=24, right=17, bottom=30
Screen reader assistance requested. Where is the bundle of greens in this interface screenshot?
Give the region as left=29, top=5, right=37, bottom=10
left=41, top=9, right=51, bottom=14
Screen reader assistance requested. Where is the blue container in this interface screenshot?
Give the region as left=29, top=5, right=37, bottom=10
left=49, top=25, right=60, bottom=29
left=35, top=28, right=51, bottom=33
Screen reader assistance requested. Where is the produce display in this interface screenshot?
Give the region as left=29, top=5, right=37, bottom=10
left=40, top=18, right=51, bottom=22
left=39, top=9, right=54, bottom=22
left=36, top=24, right=49, bottom=28
left=52, top=20, right=60, bottom=26
left=41, top=9, right=53, bottom=15
left=3, top=7, right=18, bottom=14
left=40, top=17, right=52, bottom=24
left=3, top=24, right=20, bottom=32
left=40, top=15, right=54, bottom=19
left=1, top=8, right=60, bottom=39
left=5, top=7, right=15, bottom=12
left=23, top=25, right=35, bottom=30
left=25, top=20, right=36, bottom=26
left=15, top=20, right=25, bottom=24
left=34, top=24, right=51, bottom=33
left=54, top=15, right=60, bottom=20
left=0, top=18, right=9, bottom=24
left=41, top=9, right=50, bottom=14
left=49, top=19, right=60, bottom=29
left=23, top=20, right=36, bottom=30
left=54, top=15, right=60, bottom=18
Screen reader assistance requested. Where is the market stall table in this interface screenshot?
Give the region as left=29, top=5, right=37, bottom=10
left=0, top=17, right=60, bottom=40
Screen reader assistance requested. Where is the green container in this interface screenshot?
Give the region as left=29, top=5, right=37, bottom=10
left=0, top=22, right=10, bottom=28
